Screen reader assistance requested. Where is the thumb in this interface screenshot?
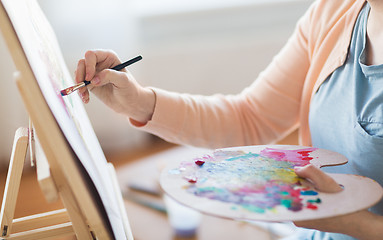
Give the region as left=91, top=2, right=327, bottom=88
left=295, top=164, right=343, bottom=193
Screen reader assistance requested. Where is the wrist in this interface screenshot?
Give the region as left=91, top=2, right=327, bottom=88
left=130, top=87, right=156, bottom=125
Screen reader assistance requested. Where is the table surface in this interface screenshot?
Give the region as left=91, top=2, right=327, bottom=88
left=116, top=146, right=297, bottom=240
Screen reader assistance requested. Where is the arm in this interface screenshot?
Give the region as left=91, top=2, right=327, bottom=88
left=294, top=165, right=383, bottom=240
left=75, top=3, right=317, bottom=148
left=134, top=5, right=316, bottom=148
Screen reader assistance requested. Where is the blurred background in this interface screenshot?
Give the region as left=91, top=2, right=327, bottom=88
left=0, top=0, right=313, bottom=167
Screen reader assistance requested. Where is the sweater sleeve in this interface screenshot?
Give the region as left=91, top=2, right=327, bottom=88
left=134, top=2, right=316, bottom=149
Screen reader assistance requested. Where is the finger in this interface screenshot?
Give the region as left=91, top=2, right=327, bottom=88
left=84, top=51, right=98, bottom=81
left=80, top=90, right=90, bottom=104
left=75, top=59, right=86, bottom=83
left=84, top=50, right=120, bottom=81
left=91, top=69, right=131, bottom=88
left=295, top=164, right=343, bottom=193
left=75, top=59, right=90, bottom=103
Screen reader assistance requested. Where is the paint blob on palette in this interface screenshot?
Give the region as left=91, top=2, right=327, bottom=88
left=160, top=145, right=383, bottom=221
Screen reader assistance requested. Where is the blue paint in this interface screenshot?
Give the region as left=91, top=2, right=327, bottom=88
left=300, top=190, right=318, bottom=196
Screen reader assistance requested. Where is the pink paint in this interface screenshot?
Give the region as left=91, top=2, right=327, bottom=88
left=260, top=147, right=317, bottom=166
left=57, top=91, right=71, bottom=117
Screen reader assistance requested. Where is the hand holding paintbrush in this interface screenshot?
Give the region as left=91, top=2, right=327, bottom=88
left=61, top=55, right=142, bottom=96
left=71, top=51, right=156, bottom=124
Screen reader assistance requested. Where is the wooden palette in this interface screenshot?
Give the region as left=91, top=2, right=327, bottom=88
left=160, top=145, right=383, bottom=221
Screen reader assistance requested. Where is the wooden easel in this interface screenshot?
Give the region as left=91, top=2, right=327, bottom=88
left=0, top=124, right=132, bottom=240
left=0, top=126, right=81, bottom=239
left=0, top=0, right=134, bottom=238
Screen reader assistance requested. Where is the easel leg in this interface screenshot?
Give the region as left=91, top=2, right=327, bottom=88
left=59, top=187, right=94, bottom=239
left=0, top=128, right=79, bottom=240
left=0, top=127, right=29, bottom=237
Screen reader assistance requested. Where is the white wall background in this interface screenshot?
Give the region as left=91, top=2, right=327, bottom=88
left=0, top=0, right=313, bottom=166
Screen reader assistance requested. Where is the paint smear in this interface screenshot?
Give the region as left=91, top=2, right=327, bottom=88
left=169, top=147, right=321, bottom=214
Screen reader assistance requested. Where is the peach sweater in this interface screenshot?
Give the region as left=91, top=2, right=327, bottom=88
left=137, top=0, right=366, bottom=148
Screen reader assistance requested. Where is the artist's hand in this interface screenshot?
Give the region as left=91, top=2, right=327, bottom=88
left=294, top=165, right=383, bottom=239
left=75, top=50, right=155, bottom=124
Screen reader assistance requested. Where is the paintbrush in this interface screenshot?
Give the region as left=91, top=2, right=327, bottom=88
left=60, top=55, right=142, bottom=96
